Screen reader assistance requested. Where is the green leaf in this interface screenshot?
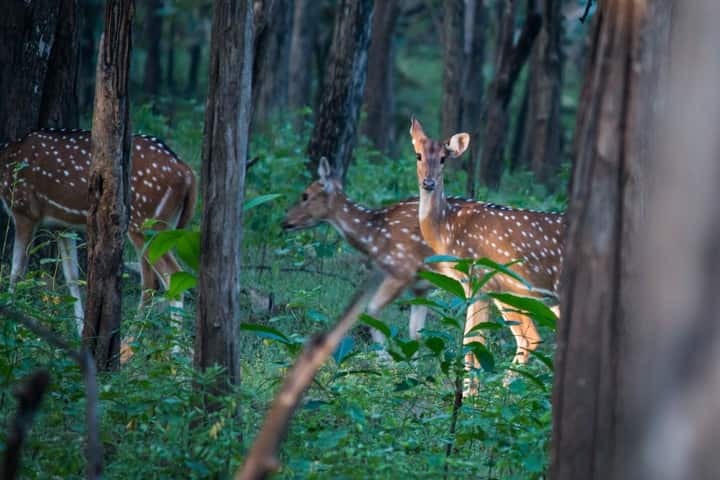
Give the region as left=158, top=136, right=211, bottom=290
left=243, top=193, right=283, bottom=212
left=396, top=339, right=420, bottom=359
left=440, top=316, right=463, bottom=330
left=165, top=272, right=197, bottom=299
left=466, top=342, right=495, bottom=372
left=404, top=297, right=444, bottom=310
left=307, top=309, right=329, bottom=323
left=417, top=271, right=466, bottom=299
left=359, top=314, right=392, bottom=339
left=466, top=321, right=503, bottom=334
left=394, top=377, right=420, bottom=392
left=474, top=257, right=532, bottom=289
left=240, top=323, right=291, bottom=344
left=425, top=337, right=445, bottom=355
left=176, top=230, right=200, bottom=271
left=507, top=367, right=547, bottom=391
left=146, top=230, right=184, bottom=264
left=488, top=292, right=557, bottom=330
left=528, top=349, right=554, bottom=371
left=332, top=336, right=354, bottom=365
left=424, top=254, right=461, bottom=264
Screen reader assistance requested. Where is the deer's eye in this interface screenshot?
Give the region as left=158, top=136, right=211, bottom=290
left=302, top=193, right=309, bottom=201
left=416, top=153, right=422, bottom=161
left=440, top=155, right=446, bottom=164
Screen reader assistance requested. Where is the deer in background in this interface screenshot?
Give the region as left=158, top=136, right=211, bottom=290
left=409, top=118, right=564, bottom=383
left=0, top=129, right=197, bottom=333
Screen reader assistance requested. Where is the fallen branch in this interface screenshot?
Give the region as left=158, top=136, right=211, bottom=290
left=2, top=370, right=50, bottom=480
left=0, top=306, right=103, bottom=480
left=236, top=271, right=382, bottom=479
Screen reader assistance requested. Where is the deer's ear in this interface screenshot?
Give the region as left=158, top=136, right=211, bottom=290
left=318, top=157, right=332, bottom=180
left=446, top=133, right=470, bottom=158
left=410, top=116, right=427, bottom=145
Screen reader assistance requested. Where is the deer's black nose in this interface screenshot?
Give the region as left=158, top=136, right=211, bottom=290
left=422, top=178, right=436, bottom=191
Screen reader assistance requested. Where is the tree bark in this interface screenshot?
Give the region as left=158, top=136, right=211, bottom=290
left=288, top=0, right=319, bottom=113
left=186, top=4, right=210, bottom=96
left=0, top=1, right=60, bottom=142
left=84, top=0, right=134, bottom=372
left=463, top=0, right=488, bottom=196
left=550, top=0, right=669, bottom=477
left=252, top=0, right=293, bottom=131
left=195, top=0, right=254, bottom=398
left=166, top=9, right=176, bottom=93
left=143, top=0, right=163, bottom=96
left=475, top=0, right=540, bottom=190
left=39, top=0, right=80, bottom=129
left=307, top=0, right=374, bottom=184
left=361, top=0, right=399, bottom=153
left=78, top=0, right=102, bottom=111
left=519, top=0, right=564, bottom=187
left=441, top=0, right=464, bottom=139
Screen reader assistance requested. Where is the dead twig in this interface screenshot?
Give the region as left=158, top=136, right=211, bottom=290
left=0, top=306, right=103, bottom=479
left=236, top=271, right=382, bottom=479
left=2, top=370, right=50, bottom=480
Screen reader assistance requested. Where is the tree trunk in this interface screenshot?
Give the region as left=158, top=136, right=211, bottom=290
left=441, top=0, right=464, bottom=139
left=520, top=0, right=564, bottom=187
left=476, top=0, right=540, bottom=189
left=185, top=4, right=210, bottom=96
left=252, top=0, right=293, bottom=131
left=166, top=10, right=176, bottom=93
left=143, top=0, right=163, bottom=96
left=39, top=0, right=80, bottom=129
left=78, top=0, right=102, bottom=111
left=550, top=0, right=669, bottom=477
left=463, top=0, right=487, bottom=196
left=0, top=1, right=60, bottom=142
left=621, top=2, right=720, bottom=477
left=195, top=0, right=253, bottom=398
left=307, top=0, right=374, bottom=184
left=288, top=0, right=319, bottom=113
left=84, top=0, right=134, bottom=372
left=361, top=0, right=399, bottom=153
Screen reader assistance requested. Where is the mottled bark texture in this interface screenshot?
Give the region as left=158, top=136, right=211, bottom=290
left=307, top=0, right=374, bottom=183
left=252, top=0, right=293, bottom=130
left=142, top=0, right=163, bottom=95
left=550, top=0, right=669, bottom=478
left=361, top=0, right=399, bottom=153
left=195, top=0, right=254, bottom=396
left=441, top=0, right=464, bottom=139
left=84, top=0, right=134, bottom=372
left=519, top=0, right=564, bottom=187
left=475, top=0, right=540, bottom=189
left=288, top=0, right=319, bottom=113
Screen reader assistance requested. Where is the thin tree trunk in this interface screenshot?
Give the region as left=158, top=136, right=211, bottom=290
left=185, top=5, right=209, bottom=96
left=307, top=0, right=374, bottom=184
left=521, top=0, right=564, bottom=187
left=441, top=0, right=464, bottom=139
left=166, top=10, right=176, bottom=93
left=143, top=0, right=163, bottom=96
left=476, top=0, right=540, bottom=189
left=550, top=0, right=669, bottom=477
left=361, top=0, right=400, bottom=153
left=288, top=0, right=319, bottom=113
left=78, top=0, right=101, bottom=112
left=84, top=0, right=134, bottom=372
left=195, top=0, right=253, bottom=398
left=463, top=0, right=487, bottom=196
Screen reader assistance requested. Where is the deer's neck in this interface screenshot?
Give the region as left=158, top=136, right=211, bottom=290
left=418, top=186, right=449, bottom=254
left=328, top=193, right=379, bottom=254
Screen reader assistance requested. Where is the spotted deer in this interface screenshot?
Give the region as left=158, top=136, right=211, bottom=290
left=283, top=157, right=542, bottom=350
left=410, top=118, right=564, bottom=376
left=0, top=129, right=197, bottom=333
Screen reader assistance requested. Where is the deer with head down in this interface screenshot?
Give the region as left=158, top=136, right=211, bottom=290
left=0, top=128, right=197, bottom=333
left=409, top=117, right=564, bottom=388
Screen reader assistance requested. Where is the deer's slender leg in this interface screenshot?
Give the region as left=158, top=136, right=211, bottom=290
left=408, top=285, right=430, bottom=340
left=129, top=232, right=160, bottom=306
left=151, top=252, right=184, bottom=316
left=9, top=214, right=36, bottom=289
left=366, top=275, right=409, bottom=344
left=57, top=235, right=84, bottom=334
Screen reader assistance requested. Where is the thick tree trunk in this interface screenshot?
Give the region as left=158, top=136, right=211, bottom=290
left=0, top=1, right=60, bottom=142
left=39, top=0, right=80, bottom=129
left=463, top=0, right=487, bottom=196
left=550, top=0, right=669, bottom=477
left=84, top=0, right=134, bottom=372
left=143, top=0, right=163, bottom=95
left=621, top=3, right=720, bottom=477
left=361, top=0, right=399, bottom=153
left=252, top=0, right=293, bottom=130
left=441, top=0, right=464, bottom=139
left=195, top=0, right=253, bottom=397
left=288, top=0, right=319, bottom=113
left=476, top=0, right=540, bottom=189
left=520, top=0, right=564, bottom=187
left=307, top=0, right=374, bottom=184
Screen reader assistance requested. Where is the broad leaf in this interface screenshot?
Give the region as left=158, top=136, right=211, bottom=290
left=146, top=230, right=185, bottom=264
left=243, top=193, right=283, bottom=212
left=474, top=257, right=531, bottom=289
left=488, top=292, right=557, bottom=330
left=166, top=272, right=197, bottom=299
left=424, top=254, right=461, bottom=264
left=466, top=341, right=495, bottom=372
left=417, top=271, right=466, bottom=300
left=240, top=323, right=291, bottom=344
left=332, top=336, right=354, bottom=365
left=176, top=230, right=200, bottom=271
left=359, top=313, right=392, bottom=338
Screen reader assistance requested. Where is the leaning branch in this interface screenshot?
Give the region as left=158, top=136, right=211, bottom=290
left=236, top=272, right=382, bottom=480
